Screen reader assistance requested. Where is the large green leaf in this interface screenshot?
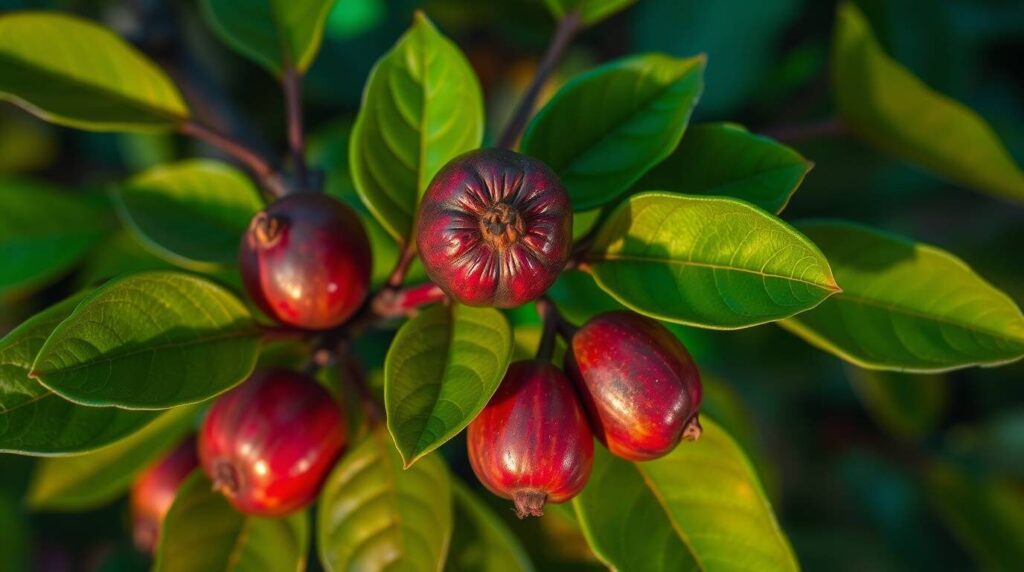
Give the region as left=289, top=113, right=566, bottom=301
left=446, top=480, right=534, bottom=572
left=543, top=0, right=636, bottom=25
left=845, top=367, right=947, bottom=440
left=521, top=54, right=704, bottom=210
left=780, top=222, right=1024, bottom=372
left=26, top=405, right=197, bottom=510
left=584, top=192, right=839, bottom=329
left=201, top=0, right=337, bottom=75
left=0, top=12, right=188, bottom=131
left=634, top=123, right=812, bottom=213
left=318, top=430, right=453, bottom=572
left=0, top=294, right=158, bottom=455
left=833, top=2, right=1024, bottom=202
left=574, top=418, right=797, bottom=571
left=156, top=471, right=308, bottom=572
left=0, top=178, right=107, bottom=294
left=31, top=271, right=261, bottom=409
left=385, top=304, right=513, bottom=467
left=113, top=160, right=263, bottom=269
left=350, top=12, right=484, bottom=241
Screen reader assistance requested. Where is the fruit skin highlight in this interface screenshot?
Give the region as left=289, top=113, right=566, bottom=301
left=130, top=437, right=199, bottom=554
left=198, top=369, right=347, bottom=516
left=565, top=311, right=703, bottom=461
left=240, top=192, right=371, bottom=330
left=467, top=360, right=593, bottom=518
left=416, top=148, right=572, bottom=308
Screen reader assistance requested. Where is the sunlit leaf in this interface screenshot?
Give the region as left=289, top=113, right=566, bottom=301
left=543, top=0, right=636, bottom=25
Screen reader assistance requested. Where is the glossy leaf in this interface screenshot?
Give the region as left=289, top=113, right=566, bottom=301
left=543, top=0, right=636, bottom=25
left=634, top=123, right=812, bottom=213
left=447, top=480, right=534, bottom=572
left=584, top=192, right=839, bottom=329
left=385, top=304, right=513, bottom=467
left=113, top=160, right=263, bottom=269
left=0, top=295, right=158, bottom=455
left=156, top=471, right=308, bottom=572
left=350, top=12, right=484, bottom=241
left=201, top=0, right=337, bottom=75
left=845, top=367, right=947, bottom=440
left=318, top=430, right=453, bottom=572
left=574, top=418, right=797, bottom=571
left=833, top=2, right=1024, bottom=202
left=521, top=54, right=704, bottom=210
left=26, top=405, right=197, bottom=510
left=0, top=12, right=188, bottom=131
left=780, top=222, right=1024, bottom=372
left=31, top=271, right=261, bottom=409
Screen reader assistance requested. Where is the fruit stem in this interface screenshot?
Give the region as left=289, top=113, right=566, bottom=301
left=761, top=116, right=847, bottom=144
left=496, top=10, right=582, bottom=149
left=512, top=489, right=548, bottom=518
left=282, top=65, right=308, bottom=192
left=535, top=297, right=560, bottom=363
left=180, top=120, right=289, bottom=198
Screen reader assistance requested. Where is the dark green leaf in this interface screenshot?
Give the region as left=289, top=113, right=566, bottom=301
left=200, top=0, right=337, bottom=75
left=318, top=430, right=453, bottom=571
left=521, top=54, right=704, bottom=210
left=31, top=271, right=261, bottom=409
left=113, top=159, right=263, bottom=269
left=634, top=123, right=812, bottom=213
left=350, top=12, right=484, bottom=241
left=574, top=418, right=797, bottom=571
left=780, top=222, right=1024, bottom=371
left=156, top=471, right=308, bottom=572
left=845, top=367, right=947, bottom=440
left=26, top=405, right=197, bottom=510
left=543, top=0, right=636, bottom=25
left=833, top=2, right=1024, bottom=202
left=584, top=192, right=839, bottom=329
left=447, top=480, right=534, bottom=572
left=385, top=304, right=513, bottom=467
left=0, top=12, right=189, bottom=131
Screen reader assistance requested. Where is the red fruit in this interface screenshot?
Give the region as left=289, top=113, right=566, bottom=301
left=198, top=370, right=346, bottom=516
left=416, top=149, right=572, bottom=308
left=130, top=436, right=199, bottom=554
left=565, top=311, right=703, bottom=461
left=240, top=192, right=371, bottom=329
left=467, top=360, right=593, bottom=518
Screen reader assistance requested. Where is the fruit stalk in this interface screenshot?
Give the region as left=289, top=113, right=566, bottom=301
left=180, top=120, right=288, bottom=198
left=282, top=66, right=308, bottom=191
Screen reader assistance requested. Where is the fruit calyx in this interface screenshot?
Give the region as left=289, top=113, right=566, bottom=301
left=512, top=489, right=548, bottom=519
left=682, top=414, right=703, bottom=441
left=211, top=459, right=241, bottom=496
left=249, top=211, right=283, bottom=248
left=479, top=203, right=525, bottom=247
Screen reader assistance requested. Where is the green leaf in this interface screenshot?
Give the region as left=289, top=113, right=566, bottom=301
left=156, top=471, right=308, bottom=572
left=318, top=430, right=453, bottom=571
left=543, top=0, right=636, bottom=25
left=201, top=0, right=337, bottom=75
left=385, top=304, right=513, bottom=467
left=780, top=222, right=1024, bottom=372
left=0, top=12, right=188, bottom=131
left=350, top=12, right=484, bottom=241
left=31, top=271, right=261, bottom=409
left=26, top=405, right=197, bottom=510
left=574, top=418, right=797, bottom=571
left=0, top=294, right=158, bottom=455
left=845, top=367, right=947, bottom=440
left=634, top=123, right=812, bottom=213
left=113, top=159, right=263, bottom=269
left=447, top=480, right=534, bottom=572
left=521, top=54, right=704, bottom=210
left=584, top=192, right=839, bottom=329
left=0, top=178, right=107, bottom=294
left=833, top=2, right=1024, bottom=202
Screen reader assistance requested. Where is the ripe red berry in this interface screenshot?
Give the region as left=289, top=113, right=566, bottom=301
left=198, top=370, right=347, bottom=516
left=467, top=360, right=593, bottom=518
left=565, top=311, right=703, bottom=461
left=240, top=192, right=371, bottom=329
left=130, top=437, right=199, bottom=554
left=416, top=149, right=572, bottom=308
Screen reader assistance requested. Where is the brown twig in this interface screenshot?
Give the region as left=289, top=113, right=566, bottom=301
left=496, top=11, right=583, bottom=149
left=282, top=66, right=308, bottom=191
left=180, top=121, right=288, bottom=198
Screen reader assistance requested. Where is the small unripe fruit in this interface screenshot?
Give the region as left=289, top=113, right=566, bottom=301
left=130, top=437, right=199, bottom=554
left=416, top=149, right=572, bottom=308
left=240, top=193, right=371, bottom=329
left=565, top=311, right=702, bottom=461
left=468, top=360, right=593, bottom=518
left=198, top=370, right=346, bottom=516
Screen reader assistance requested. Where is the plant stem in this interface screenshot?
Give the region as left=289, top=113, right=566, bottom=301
left=282, top=66, right=308, bottom=191
left=535, top=298, right=559, bottom=363
left=385, top=244, right=418, bottom=290
left=496, top=11, right=582, bottom=149
left=762, top=116, right=847, bottom=144
left=376, top=282, right=447, bottom=317
left=337, top=341, right=383, bottom=425
left=180, top=120, right=288, bottom=198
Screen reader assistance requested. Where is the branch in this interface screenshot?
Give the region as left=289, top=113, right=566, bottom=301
left=762, top=116, right=848, bottom=145
left=497, top=11, right=582, bottom=149
left=282, top=66, right=308, bottom=190
left=180, top=121, right=288, bottom=198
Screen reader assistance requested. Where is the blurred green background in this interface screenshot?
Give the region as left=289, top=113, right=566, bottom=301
left=1, top=0, right=1022, bottom=570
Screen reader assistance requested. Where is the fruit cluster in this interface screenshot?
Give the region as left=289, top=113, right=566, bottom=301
left=130, top=149, right=702, bottom=549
